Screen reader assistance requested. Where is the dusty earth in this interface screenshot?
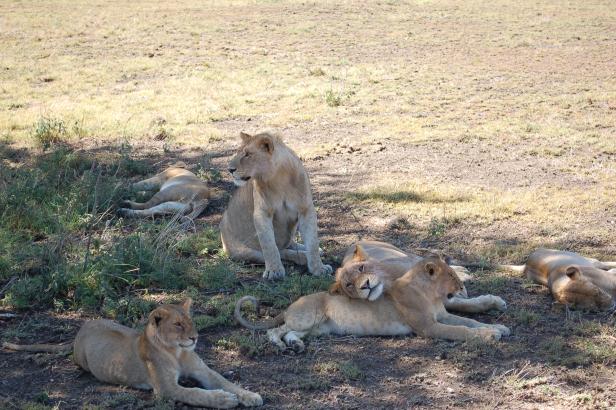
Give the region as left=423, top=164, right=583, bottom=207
left=2, top=0, right=616, bottom=409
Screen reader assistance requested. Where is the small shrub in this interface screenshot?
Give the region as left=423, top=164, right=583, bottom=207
left=32, top=117, right=68, bottom=149
left=325, top=89, right=342, bottom=107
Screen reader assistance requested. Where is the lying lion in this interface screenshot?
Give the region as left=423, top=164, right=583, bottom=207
left=330, top=240, right=507, bottom=313
left=503, top=248, right=616, bottom=311
left=235, top=256, right=510, bottom=352
left=3, top=299, right=262, bottom=409
left=220, top=131, right=332, bottom=280
left=118, top=164, right=212, bottom=220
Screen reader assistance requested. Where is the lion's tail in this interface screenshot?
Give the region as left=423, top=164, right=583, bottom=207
left=498, top=264, right=526, bottom=274
left=2, top=342, right=72, bottom=353
left=234, top=296, right=284, bottom=331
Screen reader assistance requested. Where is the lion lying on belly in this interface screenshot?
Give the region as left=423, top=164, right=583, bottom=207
left=330, top=240, right=507, bottom=313
left=235, top=255, right=510, bottom=352
left=220, top=131, right=332, bottom=280
left=3, top=299, right=261, bottom=409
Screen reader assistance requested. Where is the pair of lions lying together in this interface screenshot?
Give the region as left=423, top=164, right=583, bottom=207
left=236, top=240, right=510, bottom=352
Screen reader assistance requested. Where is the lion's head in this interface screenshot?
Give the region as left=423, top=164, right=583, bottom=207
left=228, top=132, right=280, bottom=187
left=329, top=245, right=387, bottom=301
left=555, top=266, right=614, bottom=311
left=146, top=298, right=198, bottom=350
left=329, top=246, right=465, bottom=302
left=411, top=255, right=465, bottom=299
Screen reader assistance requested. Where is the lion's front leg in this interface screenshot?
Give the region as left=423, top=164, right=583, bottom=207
left=181, top=353, right=263, bottom=408
left=298, top=208, right=332, bottom=276
left=437, top=310, right=510, bottom=337
left=149, top=363, right=239, bottom=409
left=253, top=210, right=285, bottom=280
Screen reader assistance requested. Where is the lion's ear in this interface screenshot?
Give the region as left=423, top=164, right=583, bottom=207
left=425, top=262, right=437, bottom=276
left=240, top=131, right=253, bottom=143
left=329, top=281, right=342, bottom=295
left=565, top=266, right=581, bottom=280
left=149, top=308, right=169, bottom=327
left=180, top=298, right=193, bottom=315
left=353, top=244, right=368, bottom=262
left=258, top=135, right=274, bottom=153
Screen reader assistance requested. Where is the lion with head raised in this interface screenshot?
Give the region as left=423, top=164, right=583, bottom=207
left=235, top=254, right=509, bottom=352
left=330, top=241, right=507, bottom=313
left=3, top=299, right=262, bottom=409
left=220, top=131, right=332, bottom=280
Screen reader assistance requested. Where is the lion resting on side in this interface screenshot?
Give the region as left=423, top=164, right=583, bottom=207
left=3, top=299, right=262, bottom=409
left=235, top=256, right=510, bottom=352
left=119, top=164, right=212, bottom=220
left=220, top=131, right=332, bottom=280
left=329, top=241, right=507, bottom=313
left=503, top=248, right=616, bottom=311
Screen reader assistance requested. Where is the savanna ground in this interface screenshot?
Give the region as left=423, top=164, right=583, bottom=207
left=1, top=0, right=616, bottom=408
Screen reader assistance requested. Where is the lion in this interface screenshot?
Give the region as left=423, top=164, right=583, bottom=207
left=502, top=248, right=616, bottom=311
left=3, top=299, right=262, bottom=409
left=118, top=164, right=212, bottom=221
left=219, top=131, right=332, bottom=280
left=329, top=241, right=507, bottom=313
left=235, top=256, right=510, bottom=352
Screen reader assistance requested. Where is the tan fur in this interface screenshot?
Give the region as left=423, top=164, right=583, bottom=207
left=3, top=299, right=262, bottom=409
left=118, top=165, right=212, bottom=221
left=220, top=131, right=332, bottom=280
left=505, top=248, right=616, bottom=311
left=235, top=257, right=510, bottom=352
left=330, top=241, right=507, bottom=313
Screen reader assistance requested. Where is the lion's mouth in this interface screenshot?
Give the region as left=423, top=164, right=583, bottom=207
left=367, top=282, right=384, bottom=301
left=180, top=340, right=197, bottom=349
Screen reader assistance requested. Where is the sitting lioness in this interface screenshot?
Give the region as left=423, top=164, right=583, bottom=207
left=119, top=164, right=212, bottom=220
left=503, top=248, right=616, bottom=311
left=235, top=256, right=510, bottom=352
left=3, top=299, right=262, bottom=409
left=329, top=241, right=507, bottom=313
left=220, top=131, right=332, bottom=280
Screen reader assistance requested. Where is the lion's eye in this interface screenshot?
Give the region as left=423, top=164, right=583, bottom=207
left=175, top=322, right=182, bottom=327
left=244, top=151, right=251, bottom=158
left=358, top=265, right=364, bottom=273
left=346, top=283, right=353, bottom=288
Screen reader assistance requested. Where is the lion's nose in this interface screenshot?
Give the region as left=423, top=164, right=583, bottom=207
left=228, top=168, right=236, bottom=174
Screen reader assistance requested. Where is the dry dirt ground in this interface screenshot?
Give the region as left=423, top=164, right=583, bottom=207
left=2, top=0, right=616, bottom=409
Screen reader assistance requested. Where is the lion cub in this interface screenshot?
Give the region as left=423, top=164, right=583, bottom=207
left=220, top=131, right=332, bottom=280
left=503, top=248, right=616, bottom=311
left=3, top=299, right=262, bottom=409
left=119, top=164, right=211, bottom=220
left=330, top=241, right=507, bottom=313
left=235, top=256, right=509, bottom=352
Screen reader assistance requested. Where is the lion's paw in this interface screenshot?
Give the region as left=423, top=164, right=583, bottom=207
left=208, top=390, right=239, bottom=409
left=288, top=339, right=305, bottom=353
left=491, top=296, right=507, bottom=311
left=238, top=391, right=263, bottom=407
left=475, top=327, right=501, bottom=342
left=312, top=264, right=333, bottom=276
left=494, top=324, right=511, bottom=337
left=263, top=268, right=286, bottom=280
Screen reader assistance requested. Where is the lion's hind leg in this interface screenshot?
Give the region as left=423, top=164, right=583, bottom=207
left=445, top=295, right=507, bottom=313
left=131, top=176, right=162, bottom=191
left=119, top=202, right=189, bottom=218
left=267, top=325, right=290, bottom=350
left=283, top=330, right=308, bottom=353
